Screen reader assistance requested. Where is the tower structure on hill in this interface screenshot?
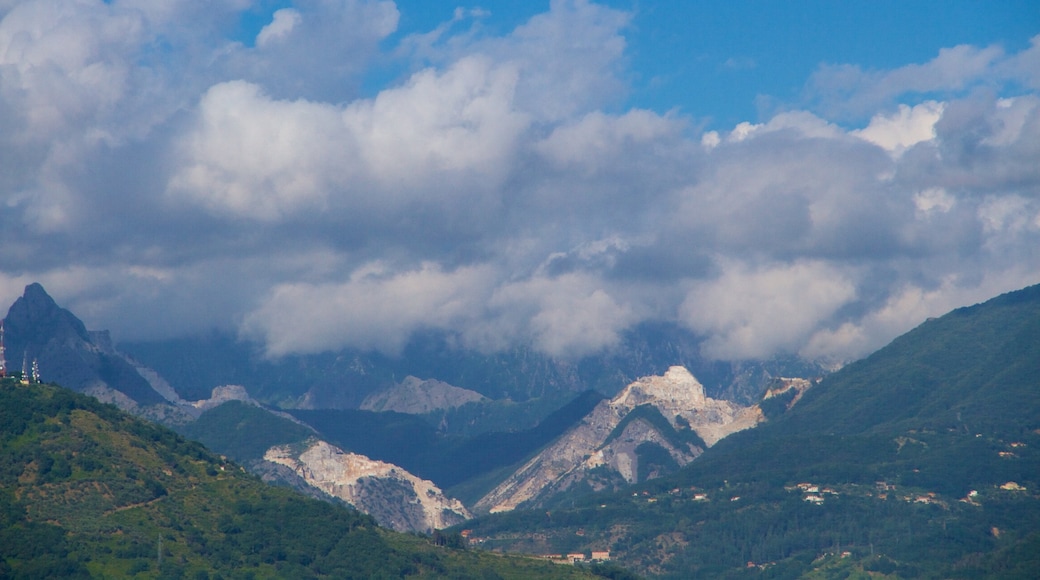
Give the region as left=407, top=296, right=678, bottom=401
left=0, top=320, right=6, bottom=379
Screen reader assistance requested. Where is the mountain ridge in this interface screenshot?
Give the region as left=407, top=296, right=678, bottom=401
left=457, top=282, right=1040, bottom=578
left=475, top=366, right=766, bottom=514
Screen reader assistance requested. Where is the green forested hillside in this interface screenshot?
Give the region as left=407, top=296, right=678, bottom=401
left=0, top=379, right=610, bottom=579
left=178, top=401, right=315, bottom=463
left=460, top=284, right=1040, bottom=578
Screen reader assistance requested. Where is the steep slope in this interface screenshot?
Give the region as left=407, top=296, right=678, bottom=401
left=460, top=284, right=1040, bottom=578
left=265, top=439, right=472, bottom=533
left=2, top=283, right=165, bottom=406
left=0, top=378, right=604, bottom=579
left=180, top=400, right=473, bottom=533
left=476, top=367, right=763, bottom=513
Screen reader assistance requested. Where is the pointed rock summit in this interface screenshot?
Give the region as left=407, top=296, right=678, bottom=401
left=2, top=283, right=164, bottom=405
left=4, top=283, right=90, bottom=352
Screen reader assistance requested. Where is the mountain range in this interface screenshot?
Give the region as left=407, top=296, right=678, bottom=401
left=2, top=281, right=1038, bottom=577
left=0, top=282, right=819, bottom=533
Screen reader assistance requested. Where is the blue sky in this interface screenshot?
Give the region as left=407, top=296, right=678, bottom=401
left=240, top=1, right=1040, bottom=127
left=1, top=0, right=1039, bottom=364
left=387, top=1, right=1040, bottom=126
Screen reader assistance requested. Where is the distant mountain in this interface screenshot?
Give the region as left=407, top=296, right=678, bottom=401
left=360, top=375, right=487, bottom=413
left=119, top=322, right=829, bottom=414
left=0, top=378, right=604, bottom=579
left=290, top=389, right=607, bottom=502
left=475, top=367, right=767, bottom=514
left=1, top=283, right=165, bottom=407
left=459, top=283, right=1040, bottom=578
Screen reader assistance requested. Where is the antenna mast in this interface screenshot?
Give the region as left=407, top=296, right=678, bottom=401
left=0, top=320, right=6, bottom=379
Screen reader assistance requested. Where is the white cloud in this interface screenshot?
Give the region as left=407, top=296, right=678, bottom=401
left=808, top=43, right=1006, bottom=118
left=168, top=55, right=529, bottom=220
left=0, top=0, right=141, bottom=139
left=535, top=109, right=677, bottom=170
left=256, top=8, right=301, bottom=47
left=241, top=262, right=495, bottom=356
left=478, top=272, right=638, bottom=357
left=801, top=269, right=1040, bottom=361
left=341, top=55, right=528, bottom=186
left=1, top=2, right=1039, bottom=368
left=167, top=81, right=352, bottom=221
left=679, top=261, right=857, bottom=360
left=853, top=101, right=945, bottom=154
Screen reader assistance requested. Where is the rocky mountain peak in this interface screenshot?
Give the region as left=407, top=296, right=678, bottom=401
left=2, top=283, right=164, bottom=406
left=4, top=283, right=90, bottom=349
left=476, top=366, right=766, bottom=513
left=611, top=365, right=707, bottom=414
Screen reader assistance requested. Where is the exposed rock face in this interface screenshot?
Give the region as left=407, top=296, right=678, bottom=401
left=359, top=376, right=486, bottom=414
left=763, top=377, right=813, bottom=409
left=264, top=439, right=471, bottom=533
left=191, top=385, right=255, bottom=412
left=475, top=366, right=764, bottom=514
left=2, top=283, right=165, bottom=406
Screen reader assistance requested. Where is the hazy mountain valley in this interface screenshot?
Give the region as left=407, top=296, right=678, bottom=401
left=1, top=281, right=1037, bottom=577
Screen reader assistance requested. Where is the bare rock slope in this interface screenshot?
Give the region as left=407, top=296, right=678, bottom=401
left=264, top=439, right=471, bottom=533
left=476, top=366, right=765, bottom=513
left=359, top=376, right=486, bottom=414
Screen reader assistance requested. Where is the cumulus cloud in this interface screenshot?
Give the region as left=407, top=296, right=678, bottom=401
left=241, top=262, right=495, bottom=356
left=852, top=101, right=945, bottom=154
left=1, top=1, right=1038, bottom=367
left=680, top=261, right=857, bottom=360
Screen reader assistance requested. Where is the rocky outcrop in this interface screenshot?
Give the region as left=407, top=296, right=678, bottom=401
left=191, top=385, right=255, bottom=412
left=359, top=376, right=486, bottom=414
left=475, top=366, right=764, bottom=514
left=763, top=377, right=813, bottom=408
left=2, top=283, right=165, bottom=406
left=264, top=439, right=471, bottom=533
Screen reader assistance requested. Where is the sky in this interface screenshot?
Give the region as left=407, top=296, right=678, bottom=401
left=1, top=0, right=1038, bottom=364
